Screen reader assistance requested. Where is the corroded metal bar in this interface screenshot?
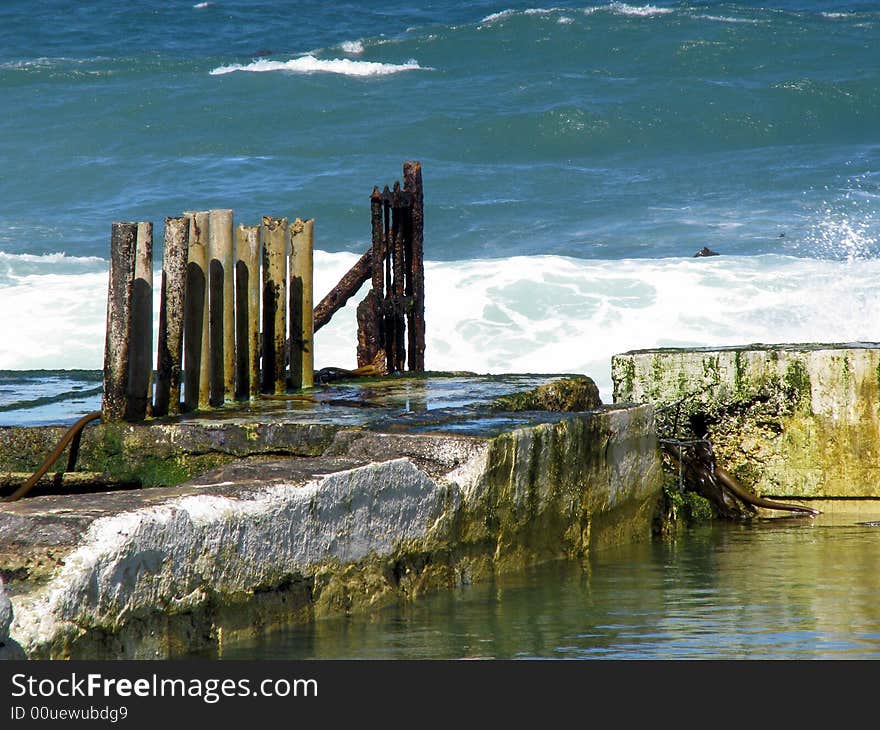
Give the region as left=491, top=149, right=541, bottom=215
left=208, top=209, right=234, bottom=406
left=382, top=186, right=392, bottom=300
left=381, top=186, right=394, bottom=371
left=390, top=182, right=406, bottom=373
left=261, top=215, right=288, bottom=394
left=356, top=292, right=381, bottom=369
left=154, top=216, right=189, bottom=417
left=102, top=221, right=137, bottom=422
left=312, top=249, right=371, bottom=334
left=289, top=217, right=314, bottom=390
left=125, top=221, right=153, bottom=422
left=356, top=187, right=385, bottom=368
left=370, top=186, right=384, bottom=294
left=404, top=160, right=426, bottom=371
left=183, top=211, right=210, bottom=411
left=235, top=223, right=260, bottom=399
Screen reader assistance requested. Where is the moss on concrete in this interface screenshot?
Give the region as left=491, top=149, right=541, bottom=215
left=1, top=374, right=665, bottom=659
left=612, top=343, right=880, bottom=499
left=490, top=376, right=602, bottom=412
left=0, top=420, right=341, bottom=488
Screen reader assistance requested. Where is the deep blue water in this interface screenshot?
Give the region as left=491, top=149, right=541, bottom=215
left=1, top=0, right=878, bottom=408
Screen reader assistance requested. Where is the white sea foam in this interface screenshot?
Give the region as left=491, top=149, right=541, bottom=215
left=697, top=14, right=764, bottom=25
left=3, top=251, right=879, bottom=403
left=586, top=3, right=674, bottom=17
left=339, top=40, right=365, bottom=55
left=0, top=56, right=111, bottom=72
left=193, top=2, right=210, bottom=8
left=481, top=8, right=564, bottom=23
left=210, top=55, right=427, bottom=77
left=482, top=4, right=672, bottom=24
left=481, top=9, right=518, bottom=23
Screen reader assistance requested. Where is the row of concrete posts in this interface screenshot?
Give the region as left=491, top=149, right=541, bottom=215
left=102, top=211, right=314, bottom=422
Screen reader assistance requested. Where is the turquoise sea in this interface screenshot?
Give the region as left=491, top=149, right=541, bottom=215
left=0, top=0, right=878, bottom=414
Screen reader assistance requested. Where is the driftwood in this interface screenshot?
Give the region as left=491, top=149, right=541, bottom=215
left=661, top=439, right=820, bottom=518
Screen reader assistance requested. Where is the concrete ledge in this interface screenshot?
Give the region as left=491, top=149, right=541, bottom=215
left=0, top=375, right=663, bottom=659
left=612, top=342, right=880, bottom=499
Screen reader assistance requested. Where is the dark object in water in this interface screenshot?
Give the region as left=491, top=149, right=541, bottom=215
left=661, top=438, right=820, bottom=519
left=693, top=246, right=720, bottom=258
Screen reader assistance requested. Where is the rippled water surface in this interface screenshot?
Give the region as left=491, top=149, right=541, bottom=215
left=217, top=512, right=880, bottom=660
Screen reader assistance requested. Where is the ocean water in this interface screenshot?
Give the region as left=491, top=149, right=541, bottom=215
left=1, top=1, right=878, bottom=419
left=212, top=513, right=880, bottom=660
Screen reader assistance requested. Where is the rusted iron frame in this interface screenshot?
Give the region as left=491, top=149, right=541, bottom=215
left=403, top=160, right=425, bottom=372
left=352, top=188, right=385, bottom=368
left=381, top=186, right=395, bottom=372
left=313, top=249, right=371, bottom=334
left=390, top=182, right=407, bottom=373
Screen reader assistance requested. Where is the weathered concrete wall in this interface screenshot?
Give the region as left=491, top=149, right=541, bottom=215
left=612, top=343, right=880, bottom=499
left=0, top=419, right=341, bottom=489
left=1, top=405, right=662, bottom=659
left=0, top=579, right=23, bottom=659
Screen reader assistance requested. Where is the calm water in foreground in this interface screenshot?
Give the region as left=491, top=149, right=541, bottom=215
left=215, top=512, right=880, bottom=660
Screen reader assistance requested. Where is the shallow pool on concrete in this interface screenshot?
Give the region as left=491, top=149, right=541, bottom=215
left=212, top=512, right=880, bottom=660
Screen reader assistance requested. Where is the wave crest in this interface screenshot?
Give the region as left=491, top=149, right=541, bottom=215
left=210, top=55, right=428, bottom=77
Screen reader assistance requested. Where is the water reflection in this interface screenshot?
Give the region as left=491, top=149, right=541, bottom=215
left=217, top=514, right=880, bottom=660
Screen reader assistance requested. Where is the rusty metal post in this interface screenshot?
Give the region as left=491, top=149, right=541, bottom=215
left=124, top=221, right=153, bottom=422
left=289, top=218, right=314, bottom=390
left=357, top=187, right=385, bottom=368
left=235, top=223, right=260, bottom=399
left=261, top=215, right=288, bottom=394
left=102, top=222, right=137, bottom=422
left=390, top=182, right=406, bottom=373
left=404, top=160, right=426, bottom=371
left=154, top=216, right=189, bottom=417
left=183, top=211, right=210, bottom=411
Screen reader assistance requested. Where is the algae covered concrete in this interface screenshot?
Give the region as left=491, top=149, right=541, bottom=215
left=0, top=373, right=596, bottom=490
left=612, top=343, right=880, bottom=499
left=0, top=374, right=663, bottom=659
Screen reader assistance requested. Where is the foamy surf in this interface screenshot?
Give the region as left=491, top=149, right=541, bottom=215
left=210, top=55, right=428, bottom=77
left=482, top=4, right=674, bottom=24
left=2, top=251, right=879, bottom=403
left=587, top=3, right=674, bottom=17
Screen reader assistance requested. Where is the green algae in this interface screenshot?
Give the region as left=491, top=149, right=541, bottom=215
left=489, top=376, right=602, bottom=412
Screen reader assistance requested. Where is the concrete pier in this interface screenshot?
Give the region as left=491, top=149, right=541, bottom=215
left=612, top=342, right=880, bottom=501
left=0, top=373, right=662, bottom=659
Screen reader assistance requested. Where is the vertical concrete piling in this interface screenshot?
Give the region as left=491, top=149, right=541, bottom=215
left=154, top=216, right=189, bottom=416
left=208, top=209, right=234, bottom=406
left=235, top=224, right=261, bottom=400
left=289, top=218, right=314, bottom=390
left=124, top=222, right=154, bottom=422
left=102, top=222, right=138, bottom=422
left=261, top=216, right=288, bottom=394
left=183, top=211, right=210, bottom=411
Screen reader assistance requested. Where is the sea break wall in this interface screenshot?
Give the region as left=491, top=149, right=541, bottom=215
left=1, top=402, right=661, bottom=659
left=612, top=343, right=880, bottom=499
